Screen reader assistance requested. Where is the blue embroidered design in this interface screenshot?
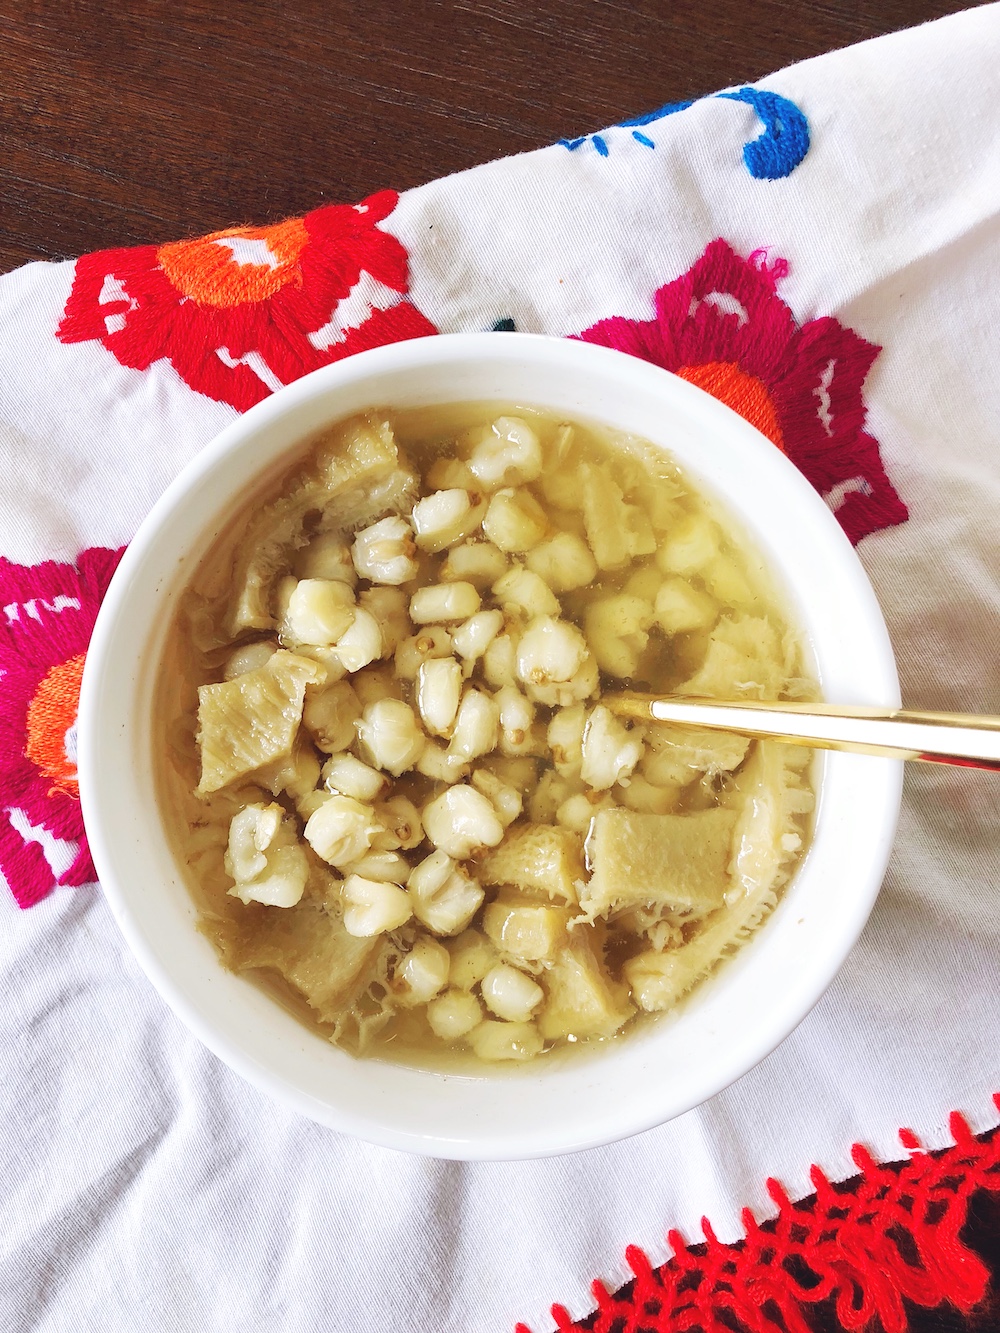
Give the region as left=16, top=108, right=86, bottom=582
left=560, top=86, right=809, bottom=180
left=490, top=317, right=517, bottom=333
left=715, top=88, right=810, bottom=179
left=618, top=100, right=693, bottom=152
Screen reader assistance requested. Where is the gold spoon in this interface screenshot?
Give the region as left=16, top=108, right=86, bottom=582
left=605, top=695, right=1000, bottom=771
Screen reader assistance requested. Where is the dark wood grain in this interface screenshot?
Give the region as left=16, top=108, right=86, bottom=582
left=0, top=0, right=984, bottom=274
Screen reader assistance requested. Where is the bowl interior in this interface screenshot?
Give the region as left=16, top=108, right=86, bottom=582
left=80, top=333, right=902, bottom=1159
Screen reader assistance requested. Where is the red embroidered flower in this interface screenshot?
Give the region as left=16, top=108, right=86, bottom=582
left=0, top=546, right=124, bottom=908
left=57, top=191, right=437, bottom=412
left=576, top=240, right=907, bottom=544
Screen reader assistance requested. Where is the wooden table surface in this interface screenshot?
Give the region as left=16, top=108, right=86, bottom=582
left=0, top=0, right=982, bottom=276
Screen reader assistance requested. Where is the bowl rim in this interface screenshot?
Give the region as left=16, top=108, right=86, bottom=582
left=79, top=331, right=903, bottom=1159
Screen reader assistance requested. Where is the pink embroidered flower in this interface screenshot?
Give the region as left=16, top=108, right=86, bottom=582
left=576, top=239, right=907, bottom=544
left=0, top=546, right=124, bottom=908
left=57, top=190, right=437, bottom=413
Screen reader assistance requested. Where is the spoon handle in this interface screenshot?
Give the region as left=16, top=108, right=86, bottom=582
left=605, top=695, right=1000, bottom=771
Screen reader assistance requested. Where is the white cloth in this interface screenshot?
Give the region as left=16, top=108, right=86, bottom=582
left=3, top=7, right=1000, bottom=1329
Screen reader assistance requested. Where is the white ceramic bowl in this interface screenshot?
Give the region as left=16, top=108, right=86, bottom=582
left=79, top=333, right=902, bottom=1160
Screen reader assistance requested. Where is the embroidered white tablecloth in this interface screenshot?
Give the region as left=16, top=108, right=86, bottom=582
left=2, top=7, right=1000, bottom=1330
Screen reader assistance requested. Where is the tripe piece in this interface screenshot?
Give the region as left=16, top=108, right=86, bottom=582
left=581, top=806, right=737, bottom=918
left=482, top=897, right=572, bottom=965
left=482, top=488, right=548, bottom=552
left=312, top=415, right=419, bottom=531
left=219, top=893, right=382, bottom=1025
left=678, top=614, right=791, bottom=700
left=480, top=822, right=585, bottom=904
left=623, top=949, right=706, bottom=1012
left=227, top=415, right=416, bottom=636
left=641, top=724, right=750, bottom=788
left=538, top=939, right=634, bottom=1041
left=196, top=650, right=321, bottom=793
left=525, top=532, right=597, bottom=592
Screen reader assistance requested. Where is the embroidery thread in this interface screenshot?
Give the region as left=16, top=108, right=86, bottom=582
left=0, top=546, right=124, bottom=908
left=57, top=191, right=437, bottom=413
left=717, top=88, right=811, bottom=180
left=575, top=239, right=907, bottom=544
left=561, top=87, right=810, bottom=179
left=516, top=1096, right=1000, bottom=1333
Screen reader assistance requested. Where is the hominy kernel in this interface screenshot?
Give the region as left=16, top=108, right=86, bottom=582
left=481, top=964, right=544, bottom=1024
left=394, top=937, right=450, bottom=1004
left=351, top=515, right=419, bottom=585
left=410, top=582, right=481, bottom=624
left=423, top=784, right=504, bottom=859
left=427, top=988, right=482, bottom=1040
left=341, top=875, right=412, bottom=937
left=482, top=489, right=548, bottom=552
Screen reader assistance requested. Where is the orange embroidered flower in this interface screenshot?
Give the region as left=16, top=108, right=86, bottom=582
left=0, top=547, right=124, bottom=908
left=157, top=218, right=311, bottom=307
left=24, top=653, right=86, bottom=798
left=57, top=191, right=437, bottom=412
left=675, top=362, right=785, bottom=451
